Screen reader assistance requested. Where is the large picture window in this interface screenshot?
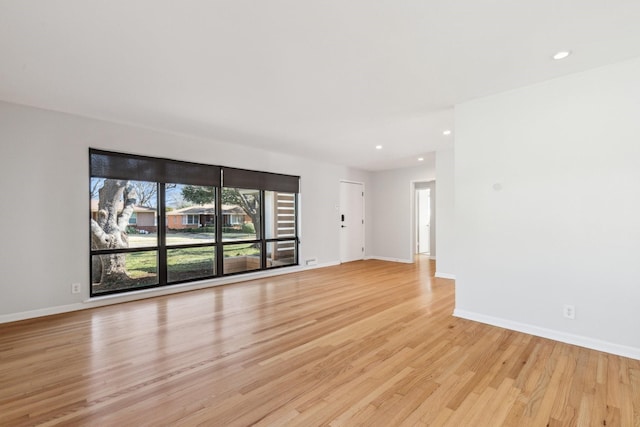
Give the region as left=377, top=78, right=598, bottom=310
left=89, top=149, right=299, bottom=296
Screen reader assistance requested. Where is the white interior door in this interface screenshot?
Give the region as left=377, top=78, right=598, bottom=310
left=416, top=188, right=431, bottom=254
left=339, top=181, right=364, bottom=263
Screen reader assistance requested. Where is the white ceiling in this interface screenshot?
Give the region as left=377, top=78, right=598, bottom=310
left=1, top=1, right=640, bottom=171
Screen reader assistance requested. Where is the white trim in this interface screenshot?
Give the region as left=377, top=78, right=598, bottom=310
left=435, top=272, right=456, bottom=279
left=365, top=255, right=413, bottom=264
left=0, top=261, right=340, bottom=325
left=453, top=309, right=640, bottom=361
left=429, top=256, right=436, bottom=260
left=0, top=303, right=87, bottom=324
left=338, top=179, right=365, bottom=185
left=302, top=260, right=340, bottom=270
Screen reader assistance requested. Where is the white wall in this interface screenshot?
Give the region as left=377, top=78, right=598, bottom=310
left=369, top=162, right=436, bottom=262
left=454, top=57, right=640, bottom=358
left=435, top=149, right=455, bottom=278
left=0, top=101, right=370, bottom=321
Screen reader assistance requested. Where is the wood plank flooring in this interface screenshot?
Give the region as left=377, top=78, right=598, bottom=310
left=1, top=257, right=639, bottom=426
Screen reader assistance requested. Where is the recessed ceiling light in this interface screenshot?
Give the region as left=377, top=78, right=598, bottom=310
left=375, top=145, right=383, bottom=150
left=553, top=51, right=571, bottom=60
left=418, top=157, right=424, bottom=162
left=443, top=130, right=452, bottom=136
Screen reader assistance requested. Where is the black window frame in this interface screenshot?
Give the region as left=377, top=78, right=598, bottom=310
left=89, top=149, right=299, bottom=297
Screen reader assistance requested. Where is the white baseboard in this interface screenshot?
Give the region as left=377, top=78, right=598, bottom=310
left=0, top=261, right=341, bottom=325
left=304, top=261, right=340, bottom=270
left=365, top=256, right=413, bottom=264
left=435, top=272, right=456, bottom=280
left=0, top=303, right=88, bottom=324
left=453, top=308, right=640, bottom=361
left=429, top=256, right=436, bottom=260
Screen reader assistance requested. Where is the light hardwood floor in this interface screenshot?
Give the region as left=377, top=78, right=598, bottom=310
left=1, top=257, right=639, bottom=426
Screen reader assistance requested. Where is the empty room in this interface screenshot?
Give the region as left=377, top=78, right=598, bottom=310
left=1, top=1, right=640, bottom=426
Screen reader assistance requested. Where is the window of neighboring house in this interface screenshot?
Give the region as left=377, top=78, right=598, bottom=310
left=89, top=149, right=299, bottom=297
left=229, top=214, right=243, bottom=225
left=183, top=214, right=199, bottom=225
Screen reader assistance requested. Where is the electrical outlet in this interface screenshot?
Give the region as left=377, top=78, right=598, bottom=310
left=563, top=304, right=575, bottom=319
left=71, top=283, right=81, bottom=294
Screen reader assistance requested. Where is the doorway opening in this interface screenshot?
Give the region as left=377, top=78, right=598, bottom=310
left=416, top=188, right=430, bottom=254
left=413, top=181, right=434, bottom=258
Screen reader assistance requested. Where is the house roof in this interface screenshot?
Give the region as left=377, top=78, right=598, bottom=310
left=168, top=204, right=214, bottom=215
left=166, top=204, right=245, bottom=216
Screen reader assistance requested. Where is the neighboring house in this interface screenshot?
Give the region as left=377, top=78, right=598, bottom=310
left=91, top=200, right=252, bottom=232
left=166, top=204, right=250, bottom=230
left=90, top=200, right=157, bottom=232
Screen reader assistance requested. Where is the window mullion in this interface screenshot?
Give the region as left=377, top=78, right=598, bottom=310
left=260, top=190, right=266, bottom=270
left=158, top=183, right=167, bottom=285
left=215, top=186, right=223, bottom=275
left=295, top=192, right=299, bottom=265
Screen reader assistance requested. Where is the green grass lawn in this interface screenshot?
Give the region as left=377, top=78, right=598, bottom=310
left=223, top=243, right=260, bottom=257
left=126, top=251, right=158, bottom=278
left=94, top=243, right=263, bottom=293
left=125, top=244, right=260, bottom=278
